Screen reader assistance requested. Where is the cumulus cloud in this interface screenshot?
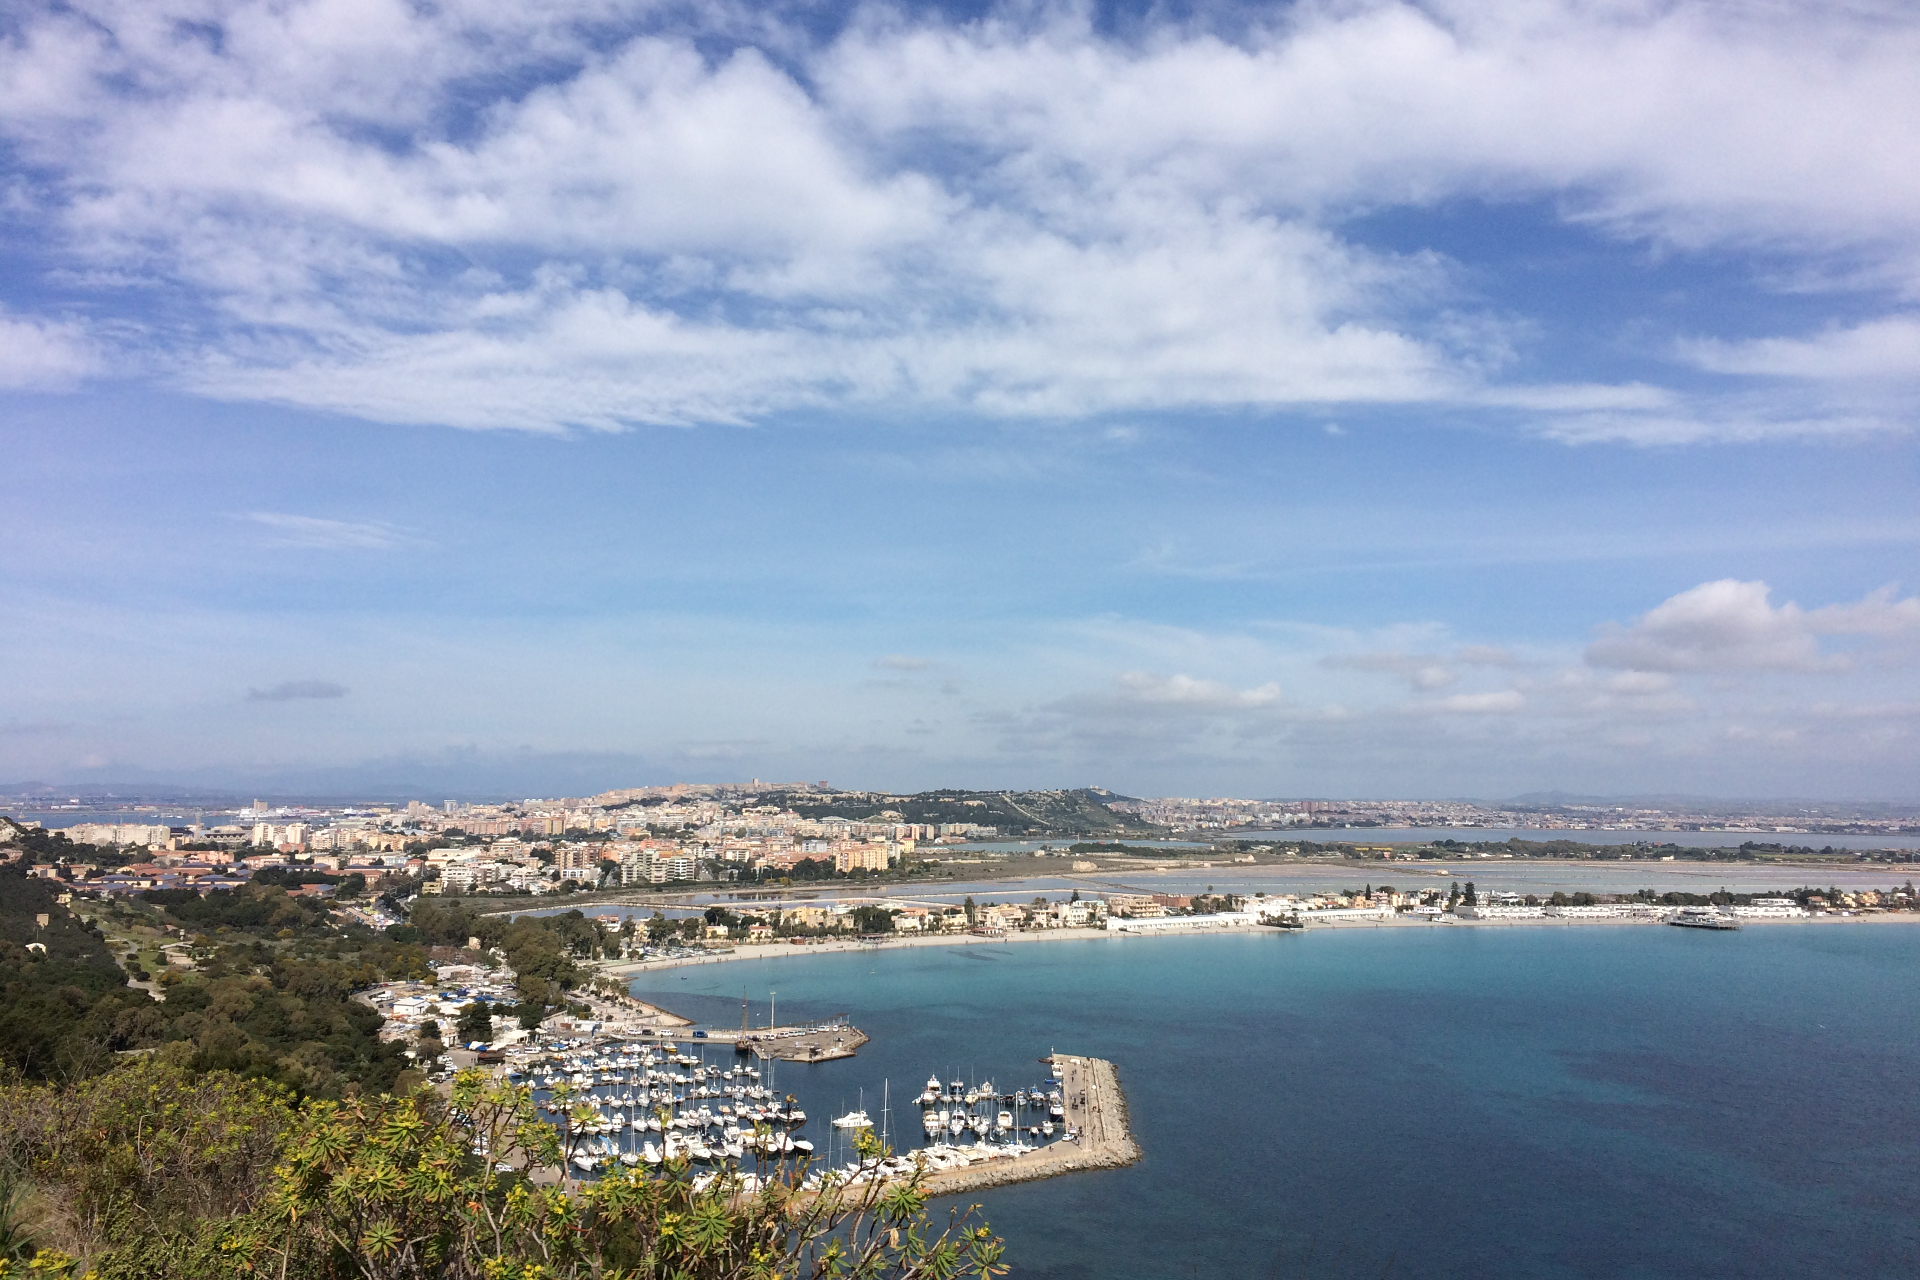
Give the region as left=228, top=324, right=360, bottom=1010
left=1587, top=579, right=1920, bottom=673
left=1, top=1, right=1917, bottom=433
left=246, top=679, right=348, bottom=702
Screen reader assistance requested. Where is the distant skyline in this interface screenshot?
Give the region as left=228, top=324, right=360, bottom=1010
left=5, top=1, right=1920, bottom=799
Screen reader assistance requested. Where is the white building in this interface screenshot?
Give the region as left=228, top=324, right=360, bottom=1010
left=1262, top=904, right=1394, bottom=923
left=1106, top=911, right=1259, bottom=933
left=1455, top=904, right=1545, bottom=919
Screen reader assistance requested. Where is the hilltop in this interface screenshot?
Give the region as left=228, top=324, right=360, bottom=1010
left=742, top=786, right=1163, bottom=837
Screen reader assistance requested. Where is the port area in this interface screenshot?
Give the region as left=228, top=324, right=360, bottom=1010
left=733, top=1023, right=871, bottom=1062
left=904, top=1054, right=1140, bottom=1198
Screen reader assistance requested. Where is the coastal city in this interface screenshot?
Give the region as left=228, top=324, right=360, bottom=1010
left=6, top=781, right=1919, bottom=905
left=10, top=4, right=1920, bottom=1275
left=6, top=782, right=1920, bottom=1266
left=6, top=778, right=1916, bottom=944
left=11, top=781, right=1912, bottom=1214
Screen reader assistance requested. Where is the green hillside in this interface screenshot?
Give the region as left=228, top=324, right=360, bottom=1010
left=758, top=786, right=1163, bottom=837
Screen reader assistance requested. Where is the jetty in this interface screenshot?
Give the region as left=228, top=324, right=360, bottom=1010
left=912, top=1053, right=1140, bottom=1198
left=736, top=1022, right=871, bottom=1062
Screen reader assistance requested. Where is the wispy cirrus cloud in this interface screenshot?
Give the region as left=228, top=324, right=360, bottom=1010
left=1680, top=315, right=1920, bottom=381
left=242, top=512, right=413, bottom=550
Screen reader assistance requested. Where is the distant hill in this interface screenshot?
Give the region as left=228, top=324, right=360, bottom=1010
left=750, top=787, right=1162, bottom=837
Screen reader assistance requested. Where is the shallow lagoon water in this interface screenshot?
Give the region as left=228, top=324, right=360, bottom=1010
left=635, top=925, right=1920, bottom=1278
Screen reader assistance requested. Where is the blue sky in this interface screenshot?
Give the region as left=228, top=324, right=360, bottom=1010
left=3, top=0, right=1919, bottom=799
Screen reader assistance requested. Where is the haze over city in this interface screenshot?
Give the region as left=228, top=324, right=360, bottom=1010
left=6, top=0, right=1920, bottom=799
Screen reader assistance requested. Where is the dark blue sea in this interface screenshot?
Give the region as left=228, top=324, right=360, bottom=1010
left=632, top=924, right=1920, bottom=1278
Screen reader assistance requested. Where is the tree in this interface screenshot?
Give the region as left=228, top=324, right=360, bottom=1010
left=964, top=895, right=977, bottom=927
left=455, top=1001, right=493, bottom=1046
left=251, top=1073, right=1003, bottom=1280
left=1463, top=881, right=1477, bottom=906
left=0, top=1065, right=1006, bottom=1280
left=850, top=905, right=895, bottom=934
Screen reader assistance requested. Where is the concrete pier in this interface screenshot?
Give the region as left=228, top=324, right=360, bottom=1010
left=741, top=1024, right=871, bottom=1062
left=913, top=1053, right=1141, bottom=1198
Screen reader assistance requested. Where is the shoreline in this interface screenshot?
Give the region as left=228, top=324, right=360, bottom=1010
left=600, top=910, right=1920, bottom=985
left=491, top=855, right=1920, bottom=919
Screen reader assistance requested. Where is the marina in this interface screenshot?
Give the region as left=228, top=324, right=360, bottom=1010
left=504, top=1031, right=1137, bottom=1198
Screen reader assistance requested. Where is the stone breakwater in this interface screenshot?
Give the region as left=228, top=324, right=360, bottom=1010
left=916, top=1054, right=1141, bottom=1200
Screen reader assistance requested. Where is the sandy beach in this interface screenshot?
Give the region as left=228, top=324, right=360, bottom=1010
left=598, top=909, right=1920, bottom=986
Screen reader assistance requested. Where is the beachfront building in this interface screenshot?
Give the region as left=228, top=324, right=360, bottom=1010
left=1106, top=911, right=1259, bottom=933
left=1455, top=904, right=1545, bottom=919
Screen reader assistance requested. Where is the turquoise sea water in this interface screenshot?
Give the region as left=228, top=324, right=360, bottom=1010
left=634, top=925, right=1920, bottom=1278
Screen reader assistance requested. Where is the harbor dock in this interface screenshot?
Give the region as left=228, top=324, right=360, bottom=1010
left=912, top=1053, right=1140, bottom=1198
left=736, top=1023, right=871, bottom=1062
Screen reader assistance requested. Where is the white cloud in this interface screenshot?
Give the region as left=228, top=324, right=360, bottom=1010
left=1110, top=671, right=1282, bottom=710
left=1531, top=409, right=1900, bottom=447
left=1429, top=690, right=1525, bottom=714
left=1604, top=671, right=1674, bottom=696
left=1, top=2, right=1916, bottom=432
left=1587, top=579, right=1920, bottom=673
left=1323, top=651, right=1456, bottom=690
left=1680, top=315, right=1920, bottom=380
left=0, top=311, right=98, bottom=388
left=243, top=512, right=411, bottom=549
